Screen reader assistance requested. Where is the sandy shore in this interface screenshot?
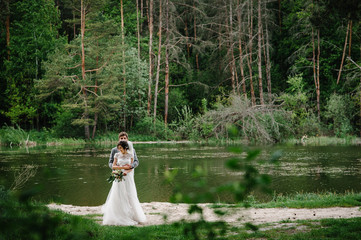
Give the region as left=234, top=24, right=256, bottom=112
left=47, top=202, right=361, bottom=227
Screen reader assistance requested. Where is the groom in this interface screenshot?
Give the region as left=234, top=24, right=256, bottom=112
left=108, top=132, right=139, bottom=170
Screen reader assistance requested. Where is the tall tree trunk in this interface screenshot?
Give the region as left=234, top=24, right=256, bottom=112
left=217, top=23, right=222, bottom=73
left=312, top=27, right=321, bottom=121
left=265, top=19, right=272, bottom=101
left=136, top=0, right=142, bottom=114
left=34, top=31, right=39, bottom=79
left=194, top=0, right=199, bottom=71
left=261, top=26, right=268, bottom=100
left=154, top=0, right=162, bottom=122
left=73, top=11, right=76, bottom=39
left=141, top=0, right=144, bottom=19
left=92, top=113, right=98, bottom=139
left=136, top=0, right=141, bottom=60
left=82, top=88, right=90, bottom=139
left=237, top=0, right=247, bottom=99
left=228, top=0, right=236, bottom=94
left=247, top=0, right=256, bottom=105
left=6, top=14, right=10, bottom=60
left=311, top=27, right=320, bottom=121
left=164, top=0, right=170, bottom=125
left=257, top=0, right=264, bottom=105
left=121, top=0, right=126, bottom=130
left=81, top=0, right=89, bottom=139
left=337, top=20, right=350, bottom=85
left=312, top=27, right=317, bottom=94
left=185, top=20, right=190, bottom=58
left=234, top=67, right=239, bottom=94
left=147, top=0, right=154, bottom=115
left=316, top=29, right=321, bottom=121
left=92, top=41, right=99, bottom=139
left=4, top=0, right=10, bottom=59
left=81, top=0, right=86, bottom=81
left=348, top=20, right=352, bottom=57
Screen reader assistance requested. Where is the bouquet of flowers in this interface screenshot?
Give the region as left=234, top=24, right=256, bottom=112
left=107, top=170, right=125, bottom=183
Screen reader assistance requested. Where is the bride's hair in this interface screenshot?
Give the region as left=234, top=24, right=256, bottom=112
left=117, top=140, right=129, bottom=150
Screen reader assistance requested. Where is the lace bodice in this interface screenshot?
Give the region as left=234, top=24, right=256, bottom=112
left=114, top=152, right=133, bottom=166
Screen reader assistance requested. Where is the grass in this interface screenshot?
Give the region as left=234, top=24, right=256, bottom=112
left=0, top=126, right=87, bottom=146
left=2, top=125, right=361, bottom=147
left=209, top=192, right=361, bottom=209
left=228, top=218, right=361, bottom=240
left=46, top=209, right=361, bottom=240
left=0, top=125, right=29, bottom=146
left=0, top=126, right=170, bottom=147
left=2, top=189, right=361, bottom=239
left=65, top=191, right=359, bottom=240
left=249, top=192, right=361, bottom=208
left=53, top=192, right=361, bottom=239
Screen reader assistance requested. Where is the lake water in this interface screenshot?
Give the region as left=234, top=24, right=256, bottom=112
left=0, top=143, right=360, bottom=206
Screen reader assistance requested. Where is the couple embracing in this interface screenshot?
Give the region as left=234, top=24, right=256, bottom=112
left=102, top=132, right=147, bottom=226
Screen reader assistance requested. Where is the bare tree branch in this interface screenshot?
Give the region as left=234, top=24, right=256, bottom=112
left=347, top=56, right=361, bottom=71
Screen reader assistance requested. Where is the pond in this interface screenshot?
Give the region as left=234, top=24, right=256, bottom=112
left=0, top=143, right=360, bottom=206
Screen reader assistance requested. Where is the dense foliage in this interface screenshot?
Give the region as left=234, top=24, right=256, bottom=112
left=1, top=0, right=361, bottom=142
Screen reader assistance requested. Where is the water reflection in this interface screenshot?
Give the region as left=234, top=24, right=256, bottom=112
left=0, top=144, right=360, bottom=206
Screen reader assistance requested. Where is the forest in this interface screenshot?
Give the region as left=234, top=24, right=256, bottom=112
left=1, top=0, right=361, bottom=143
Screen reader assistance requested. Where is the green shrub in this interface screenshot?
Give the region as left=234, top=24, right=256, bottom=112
left=187, top=115, right=215, bottom=140
left=52, top=110, right=84, bottom=138
left=325, top=94, right=354, bottom=137
left=278, top=74, right=321, bottom=136
left=299, top=112, right=323, bottom=136
left=28, top=128, right=54, bottom=143
left=134, top=116, right=175, bottom=140
left=170, top=105, right=195, bottom=139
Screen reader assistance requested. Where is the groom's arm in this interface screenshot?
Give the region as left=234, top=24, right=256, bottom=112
left=109, top=148, right=116, bottom=169
left=131, top=149, right=139, bottom=169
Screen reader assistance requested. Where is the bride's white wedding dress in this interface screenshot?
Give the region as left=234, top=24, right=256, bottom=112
left=102, top=151, right=146, bottom=225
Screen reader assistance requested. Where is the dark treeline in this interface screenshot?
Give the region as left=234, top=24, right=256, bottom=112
left=1, top=0, right=361, bottom=142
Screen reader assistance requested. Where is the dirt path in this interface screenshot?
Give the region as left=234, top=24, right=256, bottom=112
left=47, top=202, right=361, bottom=227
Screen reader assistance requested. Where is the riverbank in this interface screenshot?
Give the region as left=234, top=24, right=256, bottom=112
left=47, top=202, right=361, bottom=227
left=2, top=136, right=361, bottom=148
left=2, top=125, right=361, bottom=147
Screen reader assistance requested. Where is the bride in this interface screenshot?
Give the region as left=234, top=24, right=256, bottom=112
left=102, top=141, right=146, bottom=225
